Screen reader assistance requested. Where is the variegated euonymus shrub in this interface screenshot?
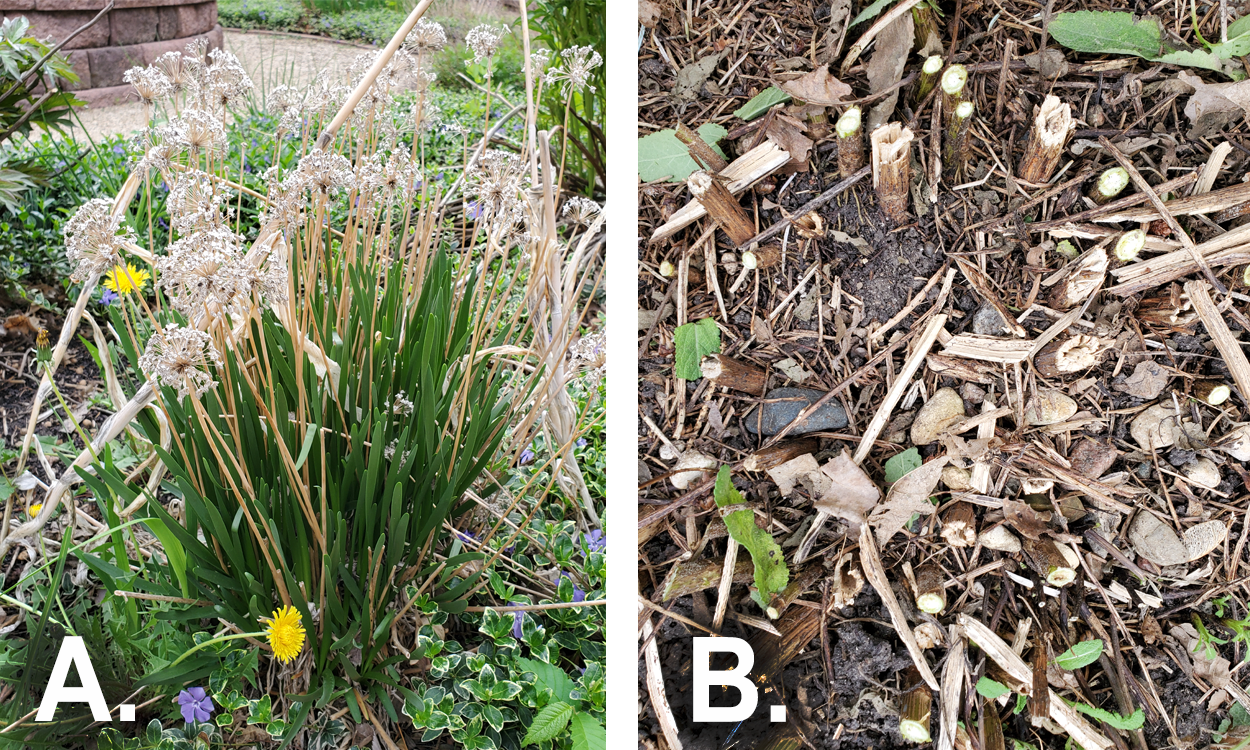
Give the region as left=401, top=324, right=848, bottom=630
left=3, top=6, right=605, bottom=743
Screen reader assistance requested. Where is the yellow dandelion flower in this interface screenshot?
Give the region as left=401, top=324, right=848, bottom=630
left=102, top=263, right=150, bottom=296
left=264, top=605, right=305, bottom=664
left=28, top=504, right=42, bottom=516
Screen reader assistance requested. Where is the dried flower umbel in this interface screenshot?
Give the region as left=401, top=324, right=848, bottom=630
left=466, top=24, right=507, bottom=67
left=156, top=228, right=248, bottom=317
left=562, top=196, right=602, bottom=225
left=64, top=198, right=134, bottom=282
left=471, top=150, right=526, bottom=233
left=405, top=18, right=446, bottom=52
left=124, top=65, right=172, bottom=107
left=139, top=323, right=221, bottom=398
left=547, top=45, right=603, bottom=96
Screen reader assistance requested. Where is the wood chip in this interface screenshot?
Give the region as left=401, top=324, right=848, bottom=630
left=651, top=141, right=792, bottom=242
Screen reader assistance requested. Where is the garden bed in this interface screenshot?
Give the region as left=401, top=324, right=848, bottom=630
left=637, top=1, right=1250, bottom=749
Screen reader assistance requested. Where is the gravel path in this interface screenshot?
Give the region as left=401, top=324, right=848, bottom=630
left=68, top=29, right=375, bottom=141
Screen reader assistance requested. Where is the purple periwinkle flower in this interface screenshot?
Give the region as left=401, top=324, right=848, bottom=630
left=575, top=437, right=587, bottom=448
left=519, top=446, right=535, bottom=465
left=573, top=584, right=586, bottom=603
left=512, top=607, right=524, bottom=639
left=583, top=529, right=605, bottom=554
left=177, top=687, right=213, bottom=724
left=101, top=289, right=119, bottom=306
left=455, top=530, right=477, bottom=545
left=466, top=200, right=484, bottom=221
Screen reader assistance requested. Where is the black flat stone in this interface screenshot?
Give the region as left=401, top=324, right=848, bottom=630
left=743, top=387, right=848, bottom=436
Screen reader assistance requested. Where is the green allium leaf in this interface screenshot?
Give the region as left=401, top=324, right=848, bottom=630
left=638, top=124, right=728, bottom=182
left=733, top=86, right=792, bottom=120
left=1055, top=639, right=1103, bottom=670
left=715, top=466, right=789, bottom=614
left=673, top=318, right=720, bottom=380
left=522, top=702, right=575, bottom=746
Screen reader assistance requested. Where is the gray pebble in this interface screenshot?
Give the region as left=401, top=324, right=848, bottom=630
left=743, top=387, right=848, bottom=435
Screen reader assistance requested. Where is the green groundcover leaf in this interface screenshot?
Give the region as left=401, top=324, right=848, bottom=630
left=570, top=712, right=607, bottom=750
left=522, top=702, right=575, bottom=746
left=1049, top=11, right=1165, bottom=57
left=1055, top=639, right=1103, bottom=670
left=975, top=676, right=1010, bottom=701
left=673, top=317, right=720, bottom=380
left=733, top=86, right=791, bottom=121
left=884, top=447, right=922, bottom=484
left=715, top=466, right=789, bottom=613
left=638, top=123, right=728, bottom=182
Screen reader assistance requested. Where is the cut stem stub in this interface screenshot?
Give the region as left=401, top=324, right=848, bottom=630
left=871, top=123, right=914, bottom=225
left=836, top=106, right=865, bottom=179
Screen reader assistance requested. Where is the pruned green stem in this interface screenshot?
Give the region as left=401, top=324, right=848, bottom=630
left=943, top=100, right=974, bottom=179
left=916, top=55, right=943, bottom=102
left=1089, top=167, right=1129, bottom=204
left=1114, top=229, right=1146, bottom=262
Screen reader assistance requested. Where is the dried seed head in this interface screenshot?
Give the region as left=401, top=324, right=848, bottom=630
left=139, top=323, right=221, bottom=398
left=571, top=331, right=606, bottom=376
left=405, top=18, right=447, bottom=52
left=562, top=196, right=602, bottom=225
left=547, top=45, right=603, bottom=96
left=465, top=24, right=507, bottom=66
left=134, top=124, right=185, bottom=176
left=168, top=169, right=229, bottom=234
left=200, top=48, right=254, bottom=112
left=295, top=149, right=354, bottom=196
left=64, top=198, right=133, bottom=282
left=152, top=51, right=193, bottom=96
left=124, top=65, right=172, bottom=106
left=175, top=108, right=227, bottom=154
left=156, top=227, right=248, bottom=317
left=530, top=48, right=553, bottom=82
left=470, top=150, right=527, bottom=233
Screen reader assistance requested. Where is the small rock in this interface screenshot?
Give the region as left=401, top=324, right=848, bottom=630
left=1130, top=402, right=1184, bottom=451
left=941, top=465, right=973, bottom=491
left=884, top=411, right=915, bottom=444
left=960, top=382, right=987, bottom=405
left=1069, top=438, right=1117, bottom=479
left=743, top=387, right=849, bottom=435
left=1116, top=360, right=1169, bottom=400
left=1183, top=458, right=1221, bottom=489
left=978, top=525, right=1022, bottom=553
left=1023, top=389, right=1077, bottom=426
left=972, top=303, right=1009, bottom=335
left=670, top=450, right=718, bottom=490
left=1130, top=514, right=1228, bottom=566
left=911, top=387, right=966, bottom=445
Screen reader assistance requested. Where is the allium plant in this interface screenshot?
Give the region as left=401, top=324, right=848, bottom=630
left=2, top=3, right=606, bottom=735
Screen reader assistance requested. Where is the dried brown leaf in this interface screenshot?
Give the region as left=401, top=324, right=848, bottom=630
left=778, top=66, right=853, bottom=106
left=766, top=453, right=821, bottom=497
left=865, top=11, right=913, bottom=132
left=1002, top=498, right=1050, bottom=540
left=674, top=52, right=725, bottom=104
left=814, top=449, right=882, bottom=525
left=765, top=113, right=814, bottom=170
left=1179, top=71, right=1250, bottom=124
left=1116, top=360, right=1169, bottom=400
left=868, top=455, right=948, bottom=545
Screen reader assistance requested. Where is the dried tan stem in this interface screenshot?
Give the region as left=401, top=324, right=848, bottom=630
left=853, top=313, right=947, bottom=463
left=743, top=438, right=820, bottom=472
left=642, top=605, right=684, bottom=750
left=1186, top=281, right=1250, bottom=406
left=871, top=123, right=914, bottom=225
left=860, top=523, right=940, bottom=690
left=1018, top=95, right=1073, bottom=184
left=677, top=122, right=728, bottom=172
left=651, top=141, right=791, bottom=242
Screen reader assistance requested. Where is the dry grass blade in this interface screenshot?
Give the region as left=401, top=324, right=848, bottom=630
left=1185, top=281, right=1250, bottom=406
left=859, top=523, right=939, bottom=690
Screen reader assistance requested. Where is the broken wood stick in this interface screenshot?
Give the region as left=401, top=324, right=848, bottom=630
left=741, top=165, right=870, bottom=248
left=937, top=630, right=965, bottom=750
left=642, top=605, right=684, bottom=750
left=701, top=353, right=768, bottom=395
left=958, top=615, right=1113, bottom=750
left=1107, top=221, right=1250, bottom=295
left=650, top=140, right=791, bottom=243
left=688, top=170, right=755, bottom=247
left=860, top=523, right=940, bottom=690
left=872, top=123, right=914, bottom=225
left=1099, top=135, right=1225, bottom=293
left=1022, top=172, right=1197, bottom=233
left=1186, top=281, right=1250, bottom=406
left=854, top=313, right=948, bottom=463
left=743, top=438, right=820, bottom=472
left=941, top=335, right=1034, bottom=364
left=676, top=121, right=728, bottom=172
left=1096, top=178, right=1250, bottom=223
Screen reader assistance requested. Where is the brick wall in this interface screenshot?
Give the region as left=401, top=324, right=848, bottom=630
left=0, top=0, right=222, bottom=101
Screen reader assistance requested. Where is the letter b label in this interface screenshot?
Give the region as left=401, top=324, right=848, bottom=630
left=692, top=637, right=757, bottom=723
